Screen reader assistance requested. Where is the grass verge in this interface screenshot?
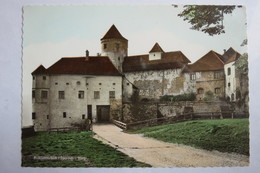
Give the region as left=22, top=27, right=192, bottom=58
left=22, top=131, right=151, bottom=167
left=128, top=119, right=249, bottom=155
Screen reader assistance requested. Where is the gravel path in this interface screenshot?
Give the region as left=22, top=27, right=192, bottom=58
left=93, top=124, right=249, bottom=167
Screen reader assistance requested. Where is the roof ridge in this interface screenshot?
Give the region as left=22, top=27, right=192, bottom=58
left=211, top=50, right=225, bottom=64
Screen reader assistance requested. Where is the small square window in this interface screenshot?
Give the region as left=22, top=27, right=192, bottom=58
left=32, top=112, right=36, bottom=119
left=109, top=91, right=115, bottom=99
left=41, top=90, right=48, bottom=99
left=127, top=83, right=130, bottom=86
left=66, top=82, right=69, bottom=85
left=197, top=88, right=204, bottom=94
left=55, top=82, right=58, bottom=85
left=190, top=74, right=196, bottom=80
left=82, top=114, right=85, bottom=119
left=77, top=81, right=81, bottom=85
left=63, top=112, right=67, bottom=118
left=59, top=91, right=65, bottom=99
left=113, top=83, right=116, bottom=85
left=43, top=76, right=46, bottom=80
left=215, top=88, right=221, bottom=94
left=214, top=71, right=222, bottom=79
left=94, top=91, right=100, bottom=99
left=78, top=91, right=84, bottom=99
left=99, top=83, right=102, bottom=85
left=86, top=83, right=88, bottom=86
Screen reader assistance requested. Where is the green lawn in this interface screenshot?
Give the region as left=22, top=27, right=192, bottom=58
left=22, top=131, right=151, bottom=167
left=128, top=119, right=249, bottom=155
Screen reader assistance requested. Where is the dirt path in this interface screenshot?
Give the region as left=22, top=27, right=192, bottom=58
left=93, top=124, right=249, bottom=167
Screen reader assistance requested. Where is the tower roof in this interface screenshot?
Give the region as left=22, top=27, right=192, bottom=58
left=101, top=24, right=127, bottom=41
left=149, top=43, right=164, bottom=53
left=31, top=65, right=47, bottom=75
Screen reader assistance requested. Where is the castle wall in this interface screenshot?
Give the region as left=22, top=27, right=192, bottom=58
left=123, top=69, right=195, bottom=101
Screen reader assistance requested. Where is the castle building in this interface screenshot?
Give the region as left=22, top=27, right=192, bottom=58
left=31, top=25, right=243, bottom=131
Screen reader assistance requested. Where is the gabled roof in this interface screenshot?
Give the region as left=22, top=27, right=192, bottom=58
left=183, top=50, right=224, bottom=72
left=101, top=24, right=127, bottom=41
left=149, top=43, right=164, bottom=53
left=123, top=51, right=190, bottom=72
left=31, top=65, right=47, bottom=75
left=33, top=56, right=121, bottom=76
left=222, top=47, right=241, bottom=64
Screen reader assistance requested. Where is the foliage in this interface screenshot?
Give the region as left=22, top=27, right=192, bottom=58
left=178, top=5, right=235, bottom=36
left=160, top=93, right=196, bottom=101
left=235, top=53, right=248, bottom=73
left=130, top=119, right=249, bottom=155
left=203, top=90, right=214, bottom=101
left=22, top=131, right=151, bottom=167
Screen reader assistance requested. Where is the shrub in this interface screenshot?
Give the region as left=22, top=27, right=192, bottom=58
left=160, top=93, right=196, bottom=101
left=203, top=91, right=214, bottom=101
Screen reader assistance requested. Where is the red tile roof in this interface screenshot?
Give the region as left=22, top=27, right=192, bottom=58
left=149, top=43, right=164, bottom=53
left=183, top=50, right=224, bottom=72
left=32, top=56, right=121, bottom=76
left=101, top=24, right=127, bottom=41
left=123, top=51, right=191, bottom=72
left=222, top=47, right=241, bottom=64
left=31, top=65, right=47, bottom=75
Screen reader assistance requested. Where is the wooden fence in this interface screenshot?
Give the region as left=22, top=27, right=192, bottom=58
left=113, top=111, right=246, bottom=130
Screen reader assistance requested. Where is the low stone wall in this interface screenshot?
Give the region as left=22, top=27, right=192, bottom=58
left=122, top=101, right=232, bottom=123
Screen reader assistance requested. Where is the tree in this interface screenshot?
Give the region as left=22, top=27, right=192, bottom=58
left=178, top=5, right=236, bottom=36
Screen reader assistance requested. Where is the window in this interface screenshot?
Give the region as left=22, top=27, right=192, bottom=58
left=82, top=114, right=85, bottom=119
left=109, top=91, right=115, bottom=99
left=214, top=71, right=222, bottom=79
left=215, top=88, right=221, bottom=94
left=116, top=43, right=120, bottom=50
left=190, top=74, right=196, bottom=80
left=94, top=91, right=100, bottom=99
left=33, top=76, right=35, bottom=80
left=118, top=57, right=120, bottom=61
left=43, top=76, right=46, bottom=80
left=103, top=44, right=107, bottom=49
left=55, top=82, right=58, bottom=85
left=113, top=83, right=116, bottom=85
left=41, top=90, right=48, bottom=99
left=197, top=88, right=204, bottom=94
left=228, top=82, right=231, bottom=87
left=77, top=81, right=81, bottom=85
left=32, top=90, right=35, bottom=99
left=99, top=83, right=102, bottom=85
left=59, top=91, right=65, bottom=99
left=127, top=83, right=130, bottom=86
left=47, top=115, right=49, bottom=119
left=66, top=82, right=69, bottom=85
left=78, top=91, right=84, bottom=99
left=227, top=68, right=231, bottom=75
left=63, top=112, right=67, bottom=118
left=86, top=83, right=88, bottom=86
left=32, top=113, right=36, bottom=119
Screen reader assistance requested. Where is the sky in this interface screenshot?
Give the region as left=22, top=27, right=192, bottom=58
left=22, top=5, right=247, bottom=126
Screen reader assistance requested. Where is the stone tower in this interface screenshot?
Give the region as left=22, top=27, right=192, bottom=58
left=101, top=25, right=128, bottom=72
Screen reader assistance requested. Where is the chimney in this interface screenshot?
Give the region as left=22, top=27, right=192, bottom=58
left=223, top=49, right=226, bottom=54
left=86, top=50, right=89, bottom=57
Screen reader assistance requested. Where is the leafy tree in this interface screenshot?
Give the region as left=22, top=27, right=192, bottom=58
left=178, top=5, right=236, bottom=36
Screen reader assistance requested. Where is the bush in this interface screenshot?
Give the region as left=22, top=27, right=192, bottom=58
left=160, top=93, right=196, bottom=101
left=203, top=91, right=214, bottom=101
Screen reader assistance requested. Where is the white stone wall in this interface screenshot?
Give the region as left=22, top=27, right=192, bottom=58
left=224, top=62, right=237, bottom=101
left=32, top=74, right=122, bottom=131
left=149, top=52, right=162, bottom=61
